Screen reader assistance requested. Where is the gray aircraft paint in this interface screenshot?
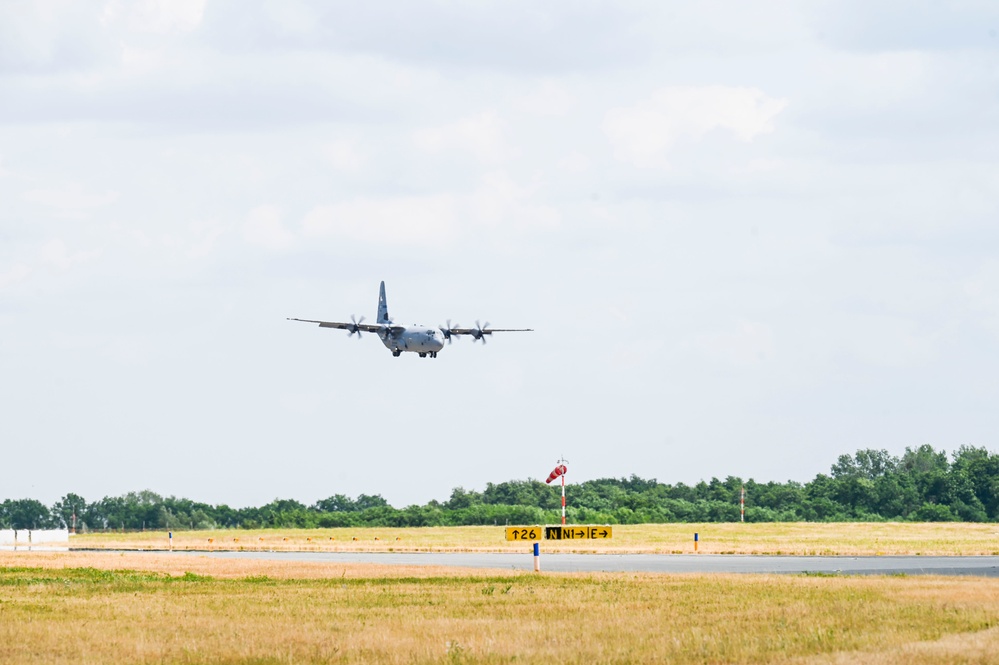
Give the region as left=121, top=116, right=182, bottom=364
left=377, top=281, right=391, bottom=325
left=287, top=282, right=531, bottom=358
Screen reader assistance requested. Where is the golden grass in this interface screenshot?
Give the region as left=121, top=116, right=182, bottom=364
left=789, top=626, right=999, bottom=665
left=0, top=551, right=508, bottom=580
left=1, top=551, right=998, bottom=664
left=68, top=522, right=999, bottom=555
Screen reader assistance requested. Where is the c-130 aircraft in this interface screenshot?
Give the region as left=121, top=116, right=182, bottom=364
left=288, top=281, right=532, bottom=358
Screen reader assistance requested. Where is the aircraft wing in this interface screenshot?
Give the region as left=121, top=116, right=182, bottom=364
left=286, top=318, right=409, bottom=337
left=286, top=318, right=385, bottom=333
left=448, top=326, right=534, bottom=335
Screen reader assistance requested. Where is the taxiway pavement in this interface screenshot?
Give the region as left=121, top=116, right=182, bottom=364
left=190, top=551, right=999, bottom=576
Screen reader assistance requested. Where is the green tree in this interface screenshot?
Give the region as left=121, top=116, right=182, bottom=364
left=50, top=493, right=88, bottom=529
left=1, top=499, right=55, bottom=529
left=444, top=487, right=482, bottom=510
left=354, top=494, right=389, bottom=511
left=314, top=494, right=356, bottom=512
left=831, top=449, right=898, bottom=480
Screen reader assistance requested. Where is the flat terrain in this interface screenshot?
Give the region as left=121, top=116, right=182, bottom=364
left=2, top=551, right=999, bottom=664
left=194, top=550, right=999, bottom=576
left=68, top=522, right=999, bottom=555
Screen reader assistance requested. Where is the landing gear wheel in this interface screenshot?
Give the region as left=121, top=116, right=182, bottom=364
left=392, top=350, right=401, bottom=357
left=419, top=353, right=426, bottom=358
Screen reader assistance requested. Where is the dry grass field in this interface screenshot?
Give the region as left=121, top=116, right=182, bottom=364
left=1, top=551, right=998, bottom=664
left=69, top=522, right=999, bottom=555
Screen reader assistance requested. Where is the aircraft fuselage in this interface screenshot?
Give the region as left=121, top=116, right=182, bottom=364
left=380, top=327, right=445, bottom=357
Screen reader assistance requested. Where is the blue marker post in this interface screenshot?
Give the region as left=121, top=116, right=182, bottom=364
left=168, top=531, right=173, bottom=551
left=533, top=542, right=540, bottom=572
left=694, top=532, right=699, bottom=553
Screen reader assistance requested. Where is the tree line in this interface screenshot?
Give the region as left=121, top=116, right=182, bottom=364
left=2, top=445, right=998, bottom=530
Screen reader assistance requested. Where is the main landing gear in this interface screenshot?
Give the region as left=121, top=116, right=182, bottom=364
left=393, top=349, right=438, bottom=358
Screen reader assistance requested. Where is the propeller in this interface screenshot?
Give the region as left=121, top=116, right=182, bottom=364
left=439, top=320, right=459, bottom=344
left=471, top=320, right=490, bottom=344
left=347, top=314, right=365, bottom=338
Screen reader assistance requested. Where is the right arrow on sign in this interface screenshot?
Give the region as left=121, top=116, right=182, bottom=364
left=542, top=525, right=613, bottom=540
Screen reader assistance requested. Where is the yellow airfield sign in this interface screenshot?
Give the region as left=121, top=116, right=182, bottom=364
left=506, top=526, right=613, bottom=541
left=544, top=526, right=612, bottom=540
left=505, top=526, right=543, bottom=541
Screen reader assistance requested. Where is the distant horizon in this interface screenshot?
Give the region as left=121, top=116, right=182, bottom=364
left=2, top=441, right=985, bottom=509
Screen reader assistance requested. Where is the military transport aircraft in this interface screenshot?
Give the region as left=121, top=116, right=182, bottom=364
left=287, top=281, right=533, bottom=358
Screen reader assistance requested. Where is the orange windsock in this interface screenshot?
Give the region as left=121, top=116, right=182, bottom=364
left=545, top=464, right=567, bottom=484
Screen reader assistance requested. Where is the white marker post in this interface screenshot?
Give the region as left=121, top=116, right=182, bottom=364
left=168, top=531, right=173, bottom=551
left=533, top=542, right=540, bottom=572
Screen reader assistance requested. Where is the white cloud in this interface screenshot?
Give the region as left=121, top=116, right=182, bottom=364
left=38, top=237, right=101, bottom=271
left=322, top=139, right=366, bottom=172
left=558, top=151, right=591, bottom=173
left=302, top=196, right=458, bottom=248
left=467, top=171, right=561, bottom=232
left=102, top=0, right=207, bottom=35
left=258, top=0, right=319, bottom=38
left=0, top=1, right=112, bottom=73
left=0, top=239, right=99, bottom=292
left=299, top=171, right=559, bottom=251
left=0, top=263, right=31, bottom=290
left=514, top=81, right=576, bottom=116
left=413, top=111, right=518, bottom=164
left=242, top=205, right=295, bottom=251
left=120, top=43, right=170, bottom=74
left=22, top=183, right=119, bottom=219
left=603, top=86, right=788, bottom=167
left=186, top=221, right=229, bottom=259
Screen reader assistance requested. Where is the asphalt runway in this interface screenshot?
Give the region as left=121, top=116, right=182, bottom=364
left=189, top=551, right=999, bottom=577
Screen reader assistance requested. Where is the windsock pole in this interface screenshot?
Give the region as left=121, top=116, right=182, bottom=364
left=561, top=472, right=566, bottom=526
left=545, top=460, right=568, bottom=525
left=741, top=486, right=745, bottom=523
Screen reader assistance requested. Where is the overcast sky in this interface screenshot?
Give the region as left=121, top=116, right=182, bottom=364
left=3, top=1, right=998, bottom=509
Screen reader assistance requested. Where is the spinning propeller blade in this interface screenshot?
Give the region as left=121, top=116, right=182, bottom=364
left=439, top=319, right=459, bottom=344
left=347, top=314, right=365, bottom=338
left=473, top=321, right=490, bottom=344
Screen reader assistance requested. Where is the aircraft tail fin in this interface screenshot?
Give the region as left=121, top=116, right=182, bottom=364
left=377, top=281, right=391, bottom=324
